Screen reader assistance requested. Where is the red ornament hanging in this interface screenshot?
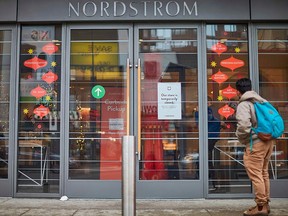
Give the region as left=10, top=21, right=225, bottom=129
left=24, top=56, right=48, bottom=71
left=222, top=85, right=238, bottom=100
left=211, top=42, right=227, bottom=56
left=218, top=104, right=235, bottom=119
left=42, top=43, right=59, bottom=55
left=42, top=71, right=58, bottom=84
left=33, top=105, right=50, bottom=119
left=220, top=56, right=244, bottom=72
left=30, top=85, right=47, bottom=99
left=211, top=70, right=229, bottom=84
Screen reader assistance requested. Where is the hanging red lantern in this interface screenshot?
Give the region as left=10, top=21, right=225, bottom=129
left=24, top=56, right=48, bottom=71
left=211, top=70, right=228, bottom=84
left=30, top=85, right=47, bottom=99
left=222, top=85, right=238, bottom=100
left=42, top=43, right=59, bottom=55
left=220, top=56, right=244, bottom=72
left=42, top=71, right=58, bottom=84
left=218, top=104, right=235, bottom=119
left=33, top=105, right=50, bottom=119
left=211, top=42, right=227, bottom=56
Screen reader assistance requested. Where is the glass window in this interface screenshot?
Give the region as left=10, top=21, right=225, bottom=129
left=258, top=28, right=288, bottom=180
left=139, top=28, right=199, bottom=180
left=17, top=26, right=62, bottom=193
left=0, top=30, right=11, bottom=179
left=206, top=24, right=250, bottom=193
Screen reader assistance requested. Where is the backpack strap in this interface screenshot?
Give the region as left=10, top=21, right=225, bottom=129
left=250, top=131, right=253, bottom=152
left=239, top=99, right=257, bottom=153
left=247, top=100, right=256, bottom=153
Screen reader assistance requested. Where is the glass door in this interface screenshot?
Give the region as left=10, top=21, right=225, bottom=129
left=65, top=24, right=203, bottom=198
left=135, top=25, right=203, bottom=198
left=66, top=25, right=132, bottom=198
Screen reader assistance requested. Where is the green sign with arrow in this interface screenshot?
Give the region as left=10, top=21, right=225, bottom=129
left=91, top=85, right=106, bottom=99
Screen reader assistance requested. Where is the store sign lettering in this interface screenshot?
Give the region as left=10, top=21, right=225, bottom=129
left=69, top=1, right=198, bottom=18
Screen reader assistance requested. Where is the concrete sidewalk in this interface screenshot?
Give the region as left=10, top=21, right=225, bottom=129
left=0, top=197, right=288, bottom=216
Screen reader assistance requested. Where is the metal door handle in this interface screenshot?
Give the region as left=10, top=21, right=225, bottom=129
left=126, top=58, right=130, bottom=135
left=137, top=58, right=141, bottom=160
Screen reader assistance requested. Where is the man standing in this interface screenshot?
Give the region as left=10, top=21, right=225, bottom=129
left=235, top=78, right=274, bottom=216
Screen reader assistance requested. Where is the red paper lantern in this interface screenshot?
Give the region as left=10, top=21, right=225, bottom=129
left=220, top=56, right=244, bottom=72
left=24, top=56, right=48, bottom=71
left=222, top=85, right=238, bottom=100
left=218, top=104, right=235, bottom=119
left=42, top=43, right=59, bottom=55
left=211, top=42, right=227, bottom=56
left=30, top=85, right=47, bottom=99
left=211, top=70, right=228, bottom=84
left=42, top=71, right=58, bottom=84
left=33, top=105, right=50, bottom=119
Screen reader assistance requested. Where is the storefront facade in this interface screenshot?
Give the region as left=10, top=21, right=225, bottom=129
left=0, top=0, right=288, bottom=199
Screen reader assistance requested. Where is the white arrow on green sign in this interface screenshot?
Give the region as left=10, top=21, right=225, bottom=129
left=91, top=85, right=106, bottom=99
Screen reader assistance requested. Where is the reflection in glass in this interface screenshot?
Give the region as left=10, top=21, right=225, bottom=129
left=139, top=28, right=199, bottom=180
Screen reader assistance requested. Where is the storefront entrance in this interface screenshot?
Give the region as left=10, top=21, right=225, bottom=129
left=64, top=24, right=203, bottom=198
left=1, top=22, right=287, bottom=199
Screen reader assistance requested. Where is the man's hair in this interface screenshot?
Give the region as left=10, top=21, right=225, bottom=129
left=236, top=78, right=252, bottom=94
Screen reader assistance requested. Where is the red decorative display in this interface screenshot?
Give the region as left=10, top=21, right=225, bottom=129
left=211, top=42, right=227, bottom=56
left=222, top=85, right=238, bottom=100
left=42, top=71, right=58, bottom=84
left=24, top=56, right=48, bottom=71
left=211, top=70, right=229, bottom=84
left=33, top=105, right=50, bottom=119
left=30, top=85, right=47, bottom=99
left=220, top=56, right=244, bottom=71
left=42, top=43, right=59, bottom=55
left=218, top=104, right=235, bottom=119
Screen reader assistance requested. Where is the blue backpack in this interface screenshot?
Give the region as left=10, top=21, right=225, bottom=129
left=250, top=101, right=285, bottom=151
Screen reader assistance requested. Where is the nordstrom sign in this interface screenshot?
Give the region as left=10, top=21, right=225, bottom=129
left=69, top=0, right=198, bottom=18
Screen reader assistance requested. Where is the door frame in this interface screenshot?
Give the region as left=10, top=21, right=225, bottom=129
left=0, top=24, right=17, bottom=197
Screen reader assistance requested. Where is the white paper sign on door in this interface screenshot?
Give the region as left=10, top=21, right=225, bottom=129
left=157, top=82, right=182, bottom=120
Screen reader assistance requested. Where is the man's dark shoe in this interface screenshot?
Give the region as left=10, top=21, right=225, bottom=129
left=265, top=202, right=270, bottom=214
left=243, top=205, right=268, bottom=216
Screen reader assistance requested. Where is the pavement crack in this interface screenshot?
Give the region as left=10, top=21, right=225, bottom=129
left=19, top=209, right=30, bottom=216
left=71, top=209, right=78, bottom=216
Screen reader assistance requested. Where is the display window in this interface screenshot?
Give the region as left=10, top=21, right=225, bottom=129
left=206, top=24, right=250, bottom=193
left=17, top=25, right=62, bottom=193
left=0, top=30, right=11, bottom=179
left=258, top=28, right=288, bottom=180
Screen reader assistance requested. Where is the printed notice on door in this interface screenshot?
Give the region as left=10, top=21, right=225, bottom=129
left=157, top=82, right=182, bottom=120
